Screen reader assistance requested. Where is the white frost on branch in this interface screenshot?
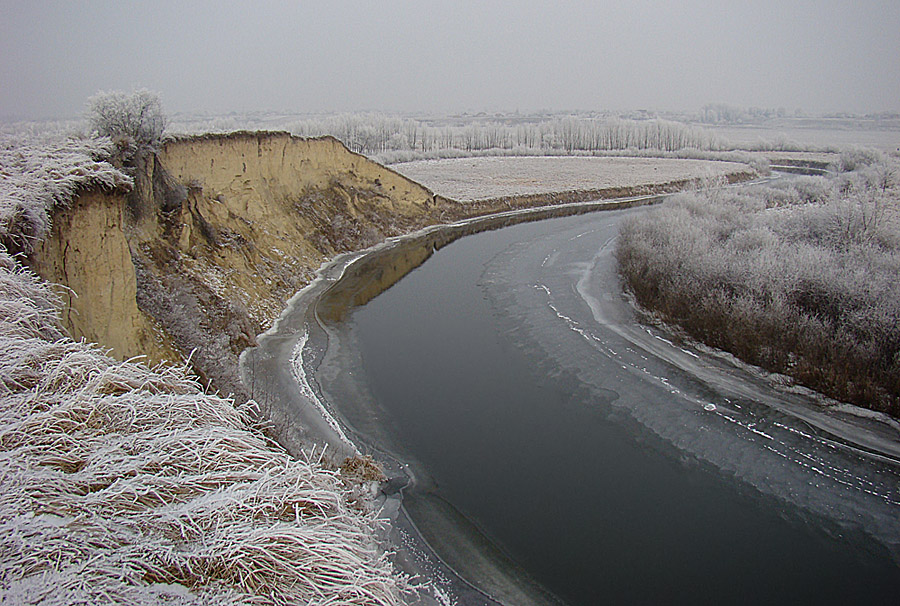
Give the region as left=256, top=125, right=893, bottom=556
left=86, top=89, right=167, bottom=148
left=616, top=158, right=900, bottom=413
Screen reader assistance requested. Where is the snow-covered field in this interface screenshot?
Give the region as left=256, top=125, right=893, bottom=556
left=392, top=156, right=752, bottom=202
left=704, top=124, right=900, bottom=153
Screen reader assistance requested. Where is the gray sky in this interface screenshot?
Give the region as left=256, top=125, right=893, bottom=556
left=2, top=0, right=899, bottom=120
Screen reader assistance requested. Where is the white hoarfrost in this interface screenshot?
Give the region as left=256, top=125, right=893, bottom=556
left=291, top=328, right=357, bottom=450
left=0, top=133, right=132, bottom=253
left=392, top=156, right=750, bottom=202
left=0, top=134, right=409, bottom=604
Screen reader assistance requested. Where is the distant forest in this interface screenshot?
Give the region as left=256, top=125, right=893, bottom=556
left=164, top=109, right=870, bottom=162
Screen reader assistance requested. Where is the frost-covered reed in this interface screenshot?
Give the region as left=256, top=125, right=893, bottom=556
left=617, top=152, right=900, bottom=414
left=0, top=134, right=131, bottom=254
left=0, top=135, right=410, bottom=604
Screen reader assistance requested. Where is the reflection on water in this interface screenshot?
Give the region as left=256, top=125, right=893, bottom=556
left=313, top=207, right=900, bottom=606
left=316, top=197, right=657, bottom=322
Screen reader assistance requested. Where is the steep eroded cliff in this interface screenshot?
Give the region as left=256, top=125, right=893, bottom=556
left=31, top=132, right=442, bottom=406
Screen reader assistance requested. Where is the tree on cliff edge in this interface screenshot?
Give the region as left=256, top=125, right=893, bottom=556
left=86, top=89, right=166, bottom=154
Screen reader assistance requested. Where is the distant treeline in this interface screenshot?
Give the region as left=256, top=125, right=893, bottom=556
left=616, top=151, right=900, bottom=415
left=699, top=102, right=900, bottom=125
left=284, top=114, right=732, bottom=156
left=699, top=103, right=794, bottom=124
left=163, top=111, right=850, bottom=161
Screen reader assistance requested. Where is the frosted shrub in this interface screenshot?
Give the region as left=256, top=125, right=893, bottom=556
left=790, top=176, right=833, bottom=205
left=833, top=147, right=885, bottom=172
left=617, top=161, right=900, bottom=414
left=86, top=89, right=167, bottom=151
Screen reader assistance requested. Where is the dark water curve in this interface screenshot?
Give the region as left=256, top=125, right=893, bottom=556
left=314, top=207, right=900, bottom=606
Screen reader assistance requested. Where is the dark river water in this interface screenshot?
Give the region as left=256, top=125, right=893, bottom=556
left=312, top=207, right=900, bottom=605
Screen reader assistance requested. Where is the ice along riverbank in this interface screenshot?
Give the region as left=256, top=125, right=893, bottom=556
left=241, top=193, right=681, bottom=604
left=317, top=203, right=900, bottom=605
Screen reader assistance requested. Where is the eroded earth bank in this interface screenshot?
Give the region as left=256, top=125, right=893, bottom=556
left=28, top=132, right=756, bottom=455
left=17, top=132, right=774, bottom=603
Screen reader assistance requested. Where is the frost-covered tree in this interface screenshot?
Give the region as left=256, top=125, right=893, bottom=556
left=86, top=89, right=167, bottom=149
left=616, top=161, right=900, bottom=414
left=280, top=112, right=727, bottom=159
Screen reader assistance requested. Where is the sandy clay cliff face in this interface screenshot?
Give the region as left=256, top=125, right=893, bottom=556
left=29, top=131, right=758, bottom=421
left=30, top=132, right=439, bottom=404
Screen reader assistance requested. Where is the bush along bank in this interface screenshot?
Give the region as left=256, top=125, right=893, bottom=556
left=616, top=152, right=900, bottom=416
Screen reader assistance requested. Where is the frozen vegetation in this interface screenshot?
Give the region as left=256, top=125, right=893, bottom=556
left=12, top=108, right=878, bottom=171
left=617, top=151, right=900, bottom=415
left=86, top=89, right=167, bottom=156
left=0, top=132, right=410, bottom=603
left=166, top=111, right=848, bottom=164
left=1, top=95, right=892, bottom=602
left=11, top=106, right=897, bottom=169
left=290, top=114, right=728, bottom=156
left=0, top=134, right=131, bottom=254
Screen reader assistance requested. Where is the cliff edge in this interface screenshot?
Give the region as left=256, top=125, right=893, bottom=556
left=28, top=132, right=756, bottom=443
left=30, top=132, right=442, bottom=411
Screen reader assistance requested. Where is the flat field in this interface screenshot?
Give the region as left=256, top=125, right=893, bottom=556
left=392, top=156, right=753, bottom=202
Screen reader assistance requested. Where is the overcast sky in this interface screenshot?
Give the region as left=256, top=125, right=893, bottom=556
left=1, top=0, right=899, bottom=120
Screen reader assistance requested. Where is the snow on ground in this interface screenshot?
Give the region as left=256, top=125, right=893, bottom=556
left=392, top=156, right=752, bottom=202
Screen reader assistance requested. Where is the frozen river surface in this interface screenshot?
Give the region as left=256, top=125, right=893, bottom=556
left=314, top=206, right=900, bottom=605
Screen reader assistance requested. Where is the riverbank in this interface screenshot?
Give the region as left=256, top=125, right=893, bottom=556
left=24, top=133, right=761, bottom=459
left=0, top=135, right=412, bottom=605
left=9, top=128, right=896, bottom=603
left=7, top=131, right=763, bottom=604
left=298, top=199, right=900, bottom=605
left=242, top=191, right=693, bottom=605
left=617, top=156, right=900, bottom=418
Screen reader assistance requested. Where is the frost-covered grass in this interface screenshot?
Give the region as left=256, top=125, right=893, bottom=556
left=0, top=134, right=410, bottom=604
left=0, top=134, right=131, bottom=254
left=392, top=156, right=754, bottom=202
left=617, top=153, right=900, bottom=415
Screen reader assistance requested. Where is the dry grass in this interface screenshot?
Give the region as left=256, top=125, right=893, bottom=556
left=0, top=134, right=132, bottom=255
left=0, top=135, right=411, bottom=604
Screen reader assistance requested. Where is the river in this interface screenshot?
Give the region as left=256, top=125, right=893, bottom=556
left=257, top=199, right=900, bottom=605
